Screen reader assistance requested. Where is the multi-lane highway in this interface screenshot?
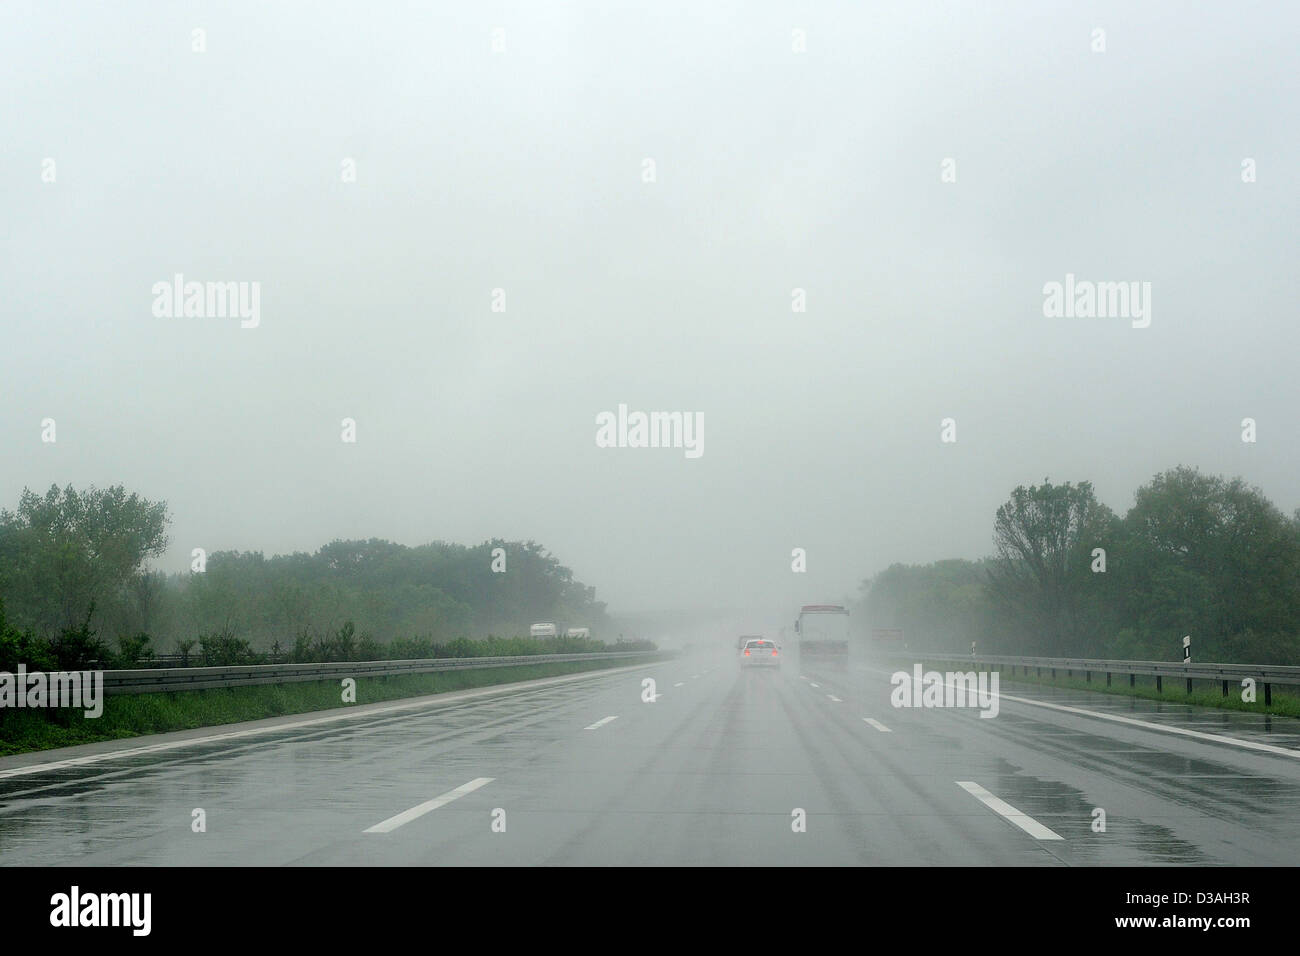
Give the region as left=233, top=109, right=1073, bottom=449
left=1, top=653, right=1298, bottom=865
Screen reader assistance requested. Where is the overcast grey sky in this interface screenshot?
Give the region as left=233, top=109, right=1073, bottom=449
left=3, top=1, right=1298, bottom=621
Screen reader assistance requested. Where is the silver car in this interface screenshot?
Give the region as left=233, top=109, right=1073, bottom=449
left=740, top=638, right=780, bottom=668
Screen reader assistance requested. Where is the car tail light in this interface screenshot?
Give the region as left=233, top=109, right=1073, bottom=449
left=743, top=649, right=750, bottom=656
left=772, top=649, right=778, bottom=656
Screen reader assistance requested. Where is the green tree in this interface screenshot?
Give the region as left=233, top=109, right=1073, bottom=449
left=0, top=484, right=169, bottom=634
left=859, top=559, right=996, bottom=653
left=987, top=479, right=1119, bottom=655
left=1119, top=466, right=1300, bottom=661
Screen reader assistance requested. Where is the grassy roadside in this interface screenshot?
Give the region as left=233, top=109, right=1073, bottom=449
left=0, top=656, right=658, bottom=757
left=902, top=658, right=1300, bottom=719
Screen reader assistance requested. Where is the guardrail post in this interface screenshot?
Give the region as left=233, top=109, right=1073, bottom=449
left=1156, top=675, right=1162, bottom=694
left=1265, top=683, right=1272, bottom=706
left=1222, top=680, right=1228, bottom=697
left=1130, top=673, right=1135, bottom=688
left=1051, top=668, right=1056, bottom=679
left=1186, top=677, right=1193, bottom=695
left=1106, top=672, right=1111, bottom=686
left=1085, top=669, right=1090, bottom=682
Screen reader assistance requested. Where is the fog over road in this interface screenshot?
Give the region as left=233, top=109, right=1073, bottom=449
left=2, top=654, right=1297, bottom=866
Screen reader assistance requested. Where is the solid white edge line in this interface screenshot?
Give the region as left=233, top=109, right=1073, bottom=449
left=994, top=688, right=1300, bottom=759
left=584, top=715, right=619, bottom=730
left=863, top=718, right=892, bottom=732
left=957, top=780, right=1063, bottom=840
left=0, top=663, right=657, bottom=780
left=863, top=664, right=1300, bottom=760
left=365, top=777, right=494, bottom=834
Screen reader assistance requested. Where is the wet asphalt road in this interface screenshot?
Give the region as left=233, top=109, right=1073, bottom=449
left=1, top=653, right=1298, bottom=865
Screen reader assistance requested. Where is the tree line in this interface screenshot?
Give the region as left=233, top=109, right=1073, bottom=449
left=858, top=466, right=1300, bottom=664
left=0, top=484, right=617, bottom=668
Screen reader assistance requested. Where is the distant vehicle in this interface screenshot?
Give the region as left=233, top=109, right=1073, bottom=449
left=872, top=627, right=904, bottom=645
left=736, top=634, right=762, bottom=650
left=740, top=638, right=780, bottom=668
left=795, top=605, right=850, bottom=665
left=566, top=627, right=590, bottom=638
left=530, top=623, right=558, bottom=639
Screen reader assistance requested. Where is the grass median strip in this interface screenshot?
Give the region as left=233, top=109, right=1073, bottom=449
left=0, top=657, right=656, bottom=757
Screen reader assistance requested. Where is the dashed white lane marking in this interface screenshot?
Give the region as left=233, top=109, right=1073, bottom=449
left=809, top=682, right=820, bottom=688
left=365, top=777, right=493, bottom=834
left=957, top=781, right=1063, bottom=841
left=0, top=664, right=655, bottom=780
left=584, top=715, right=619, bottom=730
left=827, top=694, right=842, bottom=702
left=799, top=675, right=808, bottom=680
left=673, top=682, right=685, bottom=687
left=863, top=718, right=892, bottom=732
left=691, top=675, right=699, bottom=679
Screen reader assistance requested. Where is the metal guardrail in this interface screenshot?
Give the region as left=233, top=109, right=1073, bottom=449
left=103, top=651, right=657, bottom=696
left=903, top=651, right=1300, bottom=705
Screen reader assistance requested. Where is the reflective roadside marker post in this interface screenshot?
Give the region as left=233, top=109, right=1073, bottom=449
left=1183, top=636, right=1192, bottom=694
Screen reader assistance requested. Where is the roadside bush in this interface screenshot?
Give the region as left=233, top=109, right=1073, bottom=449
left=114, top=632, right=154, bottom=668
left=357, top=633, right=381, bottom=661
left=49, top=606, right=110, bottom=669
left=0, top=597, right=58, bottom=671
left=197, top=630, right=264, bottom=666
left=388, top=635, right=433, bottom=660
left=291, top=629, right=314, bottom=663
